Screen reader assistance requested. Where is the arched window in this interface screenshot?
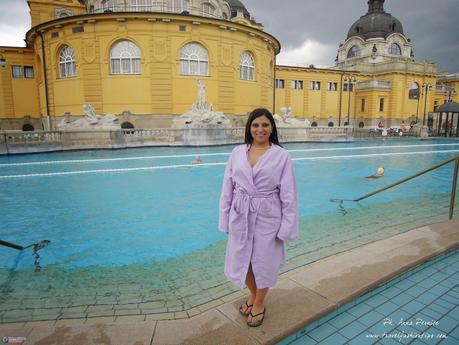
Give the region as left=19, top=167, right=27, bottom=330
left=347, top=45, right=361, bottom=58
left=110, top=41, right=141, bottom=74
left=121, top=121, right=135, bottom=129
left=311, top=121, right=318, bottom=127
left=202, top=3, right=216, bottom=17
left=409, top=82, right=420, bottom=99
left=388, top=43, right=402, bottom=55
left=359, top=121, right=365, bottom=128
left=240, top=51, right=255, bottom=81
left=59, top=45, right=76, bottom=78
left=328, top=121, right=334, bottom=127
left=180, top=43, right=209, bottom=76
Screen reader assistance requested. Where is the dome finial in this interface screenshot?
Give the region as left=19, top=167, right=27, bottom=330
left=367, top=0, right=385, bottom=13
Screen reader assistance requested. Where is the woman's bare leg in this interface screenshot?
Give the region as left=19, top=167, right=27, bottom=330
left=242, top=264, right=257, bottom=314
left=248, top=288, right=268, bottom=323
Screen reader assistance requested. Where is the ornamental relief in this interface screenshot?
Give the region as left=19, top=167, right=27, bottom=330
left=83, top=41, right=96, bottom=63
left=153, top=40, right=168, bottom=62
left=221, top=45, right=232, bottom=67
left=54, top=8, right=74, bottom=19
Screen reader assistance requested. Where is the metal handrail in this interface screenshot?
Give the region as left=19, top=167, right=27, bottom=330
left=353, top=156, right=459, bottom=220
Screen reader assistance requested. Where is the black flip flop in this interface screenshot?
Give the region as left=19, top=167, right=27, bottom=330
left=239, top=301, right=253, bottom=316
left=247, top=308, right=266, bottom=327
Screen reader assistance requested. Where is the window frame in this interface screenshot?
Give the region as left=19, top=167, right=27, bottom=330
left=388, top=43, right=402, bottom=55
left=310, top=81, right=321, bottom=90
left=292, top=80, right=303, bottom=90
left=275, top=79, right=285, bottom=89
left=180, top=42, right=209, bottom=76
left=347, top=45, right=361, bottom=59
left=327, top=82, right=337, bottom=91
left=379, top=98, right=385, bottom=112
left=110, top=40, right=142, bottom=75
left=58, top=45, right=77, bottom=78
left=240, top=51, right=255, bottom=81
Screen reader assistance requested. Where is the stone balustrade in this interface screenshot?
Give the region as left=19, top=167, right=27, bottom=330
left=0, top=127, right=358, bottom=155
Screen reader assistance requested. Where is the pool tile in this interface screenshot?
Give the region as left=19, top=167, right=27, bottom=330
left=364, top=295, right=389, bottom=308
left=436, top=336, right=459, bottom=345
left=390, top=292, right=413, bottom=307
left=417, top=278, right=439, bottom=290
left=347, top=332, right=378, bottom=345
left=277, top=332, right=297, bottom=345
left=407, top=273, right=427, bottom=283
left=447, top=305, right=459, bottom=321
left=434, top=315, right=458, bottom=334
left=328, top=311, right=356, bottom=329
left=375, top=301, right=399, bottom=315
left=338, top=320, right=367, bottom=339
left=290, top=334, right=317, bottom=345
left=307, top=323, right=338, bottom=342
left=421, top=306, right=445, bottom=321
left=449, top=325, right=459, bottom=339
left=434, top=298, right=455, bottom=311
left=347, top=302, right=374, bottom=318
left=316, top=332, right=349, bottom=345
left=394, top=278, right=417, bottom=290
left=404, top=285, right=427, bottom=298
left=357, top=310, right=386, bottom=327
left=400, top=300, right=425, bottom=315
left=440, top=293, right=459, bottom=306
left=416, top=291, right=440, bottom=305
left=380, top=286, right=403, bottom=299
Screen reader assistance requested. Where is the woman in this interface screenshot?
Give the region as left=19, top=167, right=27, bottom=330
left=218, top=108, right=298, bottom=327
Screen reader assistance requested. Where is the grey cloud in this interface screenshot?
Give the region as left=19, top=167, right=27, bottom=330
left=244, top=0, right=459, bottom=73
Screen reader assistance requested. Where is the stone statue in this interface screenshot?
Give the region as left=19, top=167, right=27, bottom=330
left=273, top=107, right=310, bottom=128
left=57, top=104, right=120, bottom=130
left=197, top=79, right=206, bottom=110
left=172, top=80, right=230, bottom=128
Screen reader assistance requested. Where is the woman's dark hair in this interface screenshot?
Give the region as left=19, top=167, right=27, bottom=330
left=244, top=108, right=281, bottom=146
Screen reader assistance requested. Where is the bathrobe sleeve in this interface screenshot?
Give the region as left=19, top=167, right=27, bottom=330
left=218, top=152, right=234, bottom=233
left=277, top=154, right=299, bottom=242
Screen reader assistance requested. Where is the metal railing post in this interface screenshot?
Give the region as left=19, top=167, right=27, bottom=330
left=450, top=157, right=459, bottom=220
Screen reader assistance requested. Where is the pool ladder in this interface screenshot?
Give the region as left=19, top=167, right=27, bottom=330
left=353, top=155, right=459, bottom=220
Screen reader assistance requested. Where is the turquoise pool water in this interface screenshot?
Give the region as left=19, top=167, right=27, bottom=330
left=1, top=139, right=458, bottom=322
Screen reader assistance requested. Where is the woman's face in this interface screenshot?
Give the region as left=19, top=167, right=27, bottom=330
left=250, top=115, right=272, bottom=146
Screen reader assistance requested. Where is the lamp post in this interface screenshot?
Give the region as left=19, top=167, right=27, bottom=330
left=344, top=76, right=356, bottom=126
left=422, top=82, right=432, bottom=126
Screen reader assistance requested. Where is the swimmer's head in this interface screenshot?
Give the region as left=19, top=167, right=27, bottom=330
left=376, top=167, right=385, bottom=175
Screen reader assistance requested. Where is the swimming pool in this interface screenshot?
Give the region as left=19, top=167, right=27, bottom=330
left=1, top=139, right=458, bottom=322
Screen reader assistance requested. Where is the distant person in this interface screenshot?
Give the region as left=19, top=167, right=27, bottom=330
left=191, top=156, right=202, bottom=164
left=366, top=167, right=385, bottom=179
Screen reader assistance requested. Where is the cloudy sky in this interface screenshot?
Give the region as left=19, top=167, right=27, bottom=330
left=1, top=0, right=458, bottom=73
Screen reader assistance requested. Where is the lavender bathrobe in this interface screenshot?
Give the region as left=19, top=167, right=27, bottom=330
left=219, top=144, right=298, bottom=290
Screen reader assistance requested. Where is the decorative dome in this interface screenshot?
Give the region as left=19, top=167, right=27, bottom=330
left=347, top=0, right=404, bottom=40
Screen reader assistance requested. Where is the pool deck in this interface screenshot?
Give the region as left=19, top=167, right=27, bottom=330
left=1, top=217, right=458, bottom=345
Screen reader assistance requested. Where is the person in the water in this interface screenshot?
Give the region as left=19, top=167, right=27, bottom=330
left=366, top=167, right=385, bottom=179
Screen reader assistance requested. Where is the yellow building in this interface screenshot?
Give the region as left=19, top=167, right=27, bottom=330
left=0, top=0, right=457, bottom=131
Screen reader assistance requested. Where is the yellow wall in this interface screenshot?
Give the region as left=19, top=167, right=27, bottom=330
left=0, top=48, right=40, bottom=118
left=28, top=0, right=86, bottom=27
left=22, top=12, right=277, bottom=117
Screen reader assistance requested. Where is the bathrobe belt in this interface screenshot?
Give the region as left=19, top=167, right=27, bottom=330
left=233, top=186, right=278, bottom=244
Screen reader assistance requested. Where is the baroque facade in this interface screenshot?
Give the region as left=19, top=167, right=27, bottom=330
left=0, top=0, right=457, bottom=130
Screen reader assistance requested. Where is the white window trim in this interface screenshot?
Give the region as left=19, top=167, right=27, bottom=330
left=59, top=45, right=77, bottom=78
left=180, top=43, right=209, bottom=76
